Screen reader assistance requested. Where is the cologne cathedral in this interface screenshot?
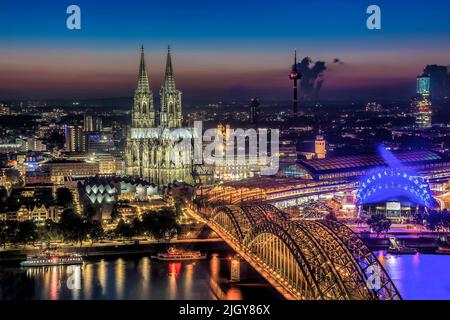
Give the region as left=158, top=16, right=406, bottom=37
left=125, top=46, right=194, bottom=186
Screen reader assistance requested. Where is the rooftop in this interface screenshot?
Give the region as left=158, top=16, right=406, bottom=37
left=298, top=150, right=447, bottom=174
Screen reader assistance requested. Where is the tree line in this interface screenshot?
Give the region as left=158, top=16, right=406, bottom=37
left=0, top=206, right=181, bottom=248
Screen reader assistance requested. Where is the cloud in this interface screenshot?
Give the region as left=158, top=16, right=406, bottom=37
left=294, top=57, right=327, bottom=100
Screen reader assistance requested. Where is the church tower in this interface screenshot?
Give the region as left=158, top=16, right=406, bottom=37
left=132, top=46, right=155, bottom=128
left=160, top=46, right=182, bottom=128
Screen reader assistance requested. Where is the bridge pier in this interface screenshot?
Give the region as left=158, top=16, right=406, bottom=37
left=230, top=255, right=241, bottom=282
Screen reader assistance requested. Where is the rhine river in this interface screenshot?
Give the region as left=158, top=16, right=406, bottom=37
left=0, top=252, right=449, bottom=300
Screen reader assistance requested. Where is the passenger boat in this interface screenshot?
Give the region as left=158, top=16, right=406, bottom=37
left=436, top=247, right=450, bottom=254
left=387, top=236, right=418, bottom=254
left=20, top=251, right=84, bottom=267
left=151, top=247, right=207, bottom=261
left=436, top=236, right=450, bottom=254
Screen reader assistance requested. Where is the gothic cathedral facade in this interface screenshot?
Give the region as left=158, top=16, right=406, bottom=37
left=125, top=46, right=193, bottom=186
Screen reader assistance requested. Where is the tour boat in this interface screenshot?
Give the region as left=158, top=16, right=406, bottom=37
left=387, top=237, right=418, bottom=254
left=151, top=247, right=207, bottom=261
left=20, top=252, right=84, bottom=267
left=436, top=247, right=450, bottom=254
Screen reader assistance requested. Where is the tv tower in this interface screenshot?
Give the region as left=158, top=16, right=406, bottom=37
left=289, top=50, right=301, bottom=114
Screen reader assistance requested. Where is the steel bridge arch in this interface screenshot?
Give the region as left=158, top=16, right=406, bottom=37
left=209, top=204, right=401, bottom=300
left=298, top=220, right=377, bottom=299
left=242, top=221, right=353, bottom=300
left=319, top=219, right=402, bottom=300
left=210, top=205, right=248, bottom=241
left=210, top=204, right=289, bottom=242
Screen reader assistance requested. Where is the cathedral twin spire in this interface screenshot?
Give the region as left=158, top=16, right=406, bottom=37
left=163, top=46, right=176, bottom=91
left=137, top=45, right=150, bottom=93
left=132, top=45, right=182, bottom=128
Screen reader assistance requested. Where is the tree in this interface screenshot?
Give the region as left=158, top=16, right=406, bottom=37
left=59, top=208, right=88, bottom=246
left=39, top=219, right=61, bottom=242
left=367, top=213, right=391, bottom=237
left=141, top=208, right=181, bottom=241
left=72, top=219, right=88, bottom=246
left=83, top=205, right=96, bottom=221
left=87, top=220, right=104, bottom=245
left=0, top=221, right=9, bottom=249
left=114, top=219, right=135, bottom=240
left=3, top=221, right=19, bottom=246
left=110, top=203, right=122, bottom=223
left=0, top=187, right=8, bottom=205
left=5, top=168, right=23, bottom=188
left=56, top=187, right=73, bottom=208
left=16, top=220, right=39, bottom=246
left=131, top=217, right=144, bottom=236
left=424, top=210, right=450, bottom=233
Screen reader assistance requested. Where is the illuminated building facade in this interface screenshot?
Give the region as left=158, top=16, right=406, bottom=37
left=298, top=135, right=327, bottom=160
left=0, top=186, right=60, bottom=223
left=125, top=46, right=193, bottom=186
left=210, top=124, right=274, bottom=182
left=78, top=176, right=159, bottom=220
left=95, top=154, right=120, bottom=175
left=64, top=124, right=85, bottom=152
left=42, top=160, right=100, bottom=184
left=198, top=150, right=450, bottom=213
left=412, top=74, right=432, bottom=128
left=356, top=148, right=439, bottom=220
left=314, top=135, right=326, bottom=159
left=86, top=133, right=115, bottom=153
left=20, top=137, right=46, bottom=152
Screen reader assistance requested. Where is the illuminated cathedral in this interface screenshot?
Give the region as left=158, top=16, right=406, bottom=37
left=125, top=46, right=193, bottom=186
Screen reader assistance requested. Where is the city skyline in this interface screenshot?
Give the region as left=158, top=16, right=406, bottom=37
left=2, top=1, right=450, bottom=305
left=1, top=0, right=450, bottom=101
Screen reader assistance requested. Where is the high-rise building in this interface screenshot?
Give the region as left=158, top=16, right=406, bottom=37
left=412, top=73, right=432, bottom=128
left=125, top=46, right=193, bottom=186
left=249, top=98, right=260, bottom=124
left=20, top=137, right=46, bottom=152
left=64, top=125, right=85, bottom=152
left=417, top=75, right=431, bottom=95
left=84, top=114, right=103, bottom=132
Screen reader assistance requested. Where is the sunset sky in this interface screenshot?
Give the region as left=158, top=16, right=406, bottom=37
left=1, top=0, right=450, bottom=102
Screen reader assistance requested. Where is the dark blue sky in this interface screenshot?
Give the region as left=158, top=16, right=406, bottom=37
left=1, top=0, right=449, bottom=101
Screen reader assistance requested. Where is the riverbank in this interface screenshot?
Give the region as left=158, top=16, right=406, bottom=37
left=0, top=238, right=230, bottom=263
left=1, top=232, right=449, bottom=262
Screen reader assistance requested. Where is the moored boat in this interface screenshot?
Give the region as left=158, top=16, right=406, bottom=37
left=387, top=236, right=418, bottom=254
left=436, top=247, right=450, bottom=254
left=151, top=247, right=207, bottom=261
left=20, top=252, right=84, bottom=267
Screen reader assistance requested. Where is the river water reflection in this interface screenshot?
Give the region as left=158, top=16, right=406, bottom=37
left=376, top=251, right=450, bottom=300
left=0, top=254, right=280, bottom=300
left=1, top=252, right=449, bottom=300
